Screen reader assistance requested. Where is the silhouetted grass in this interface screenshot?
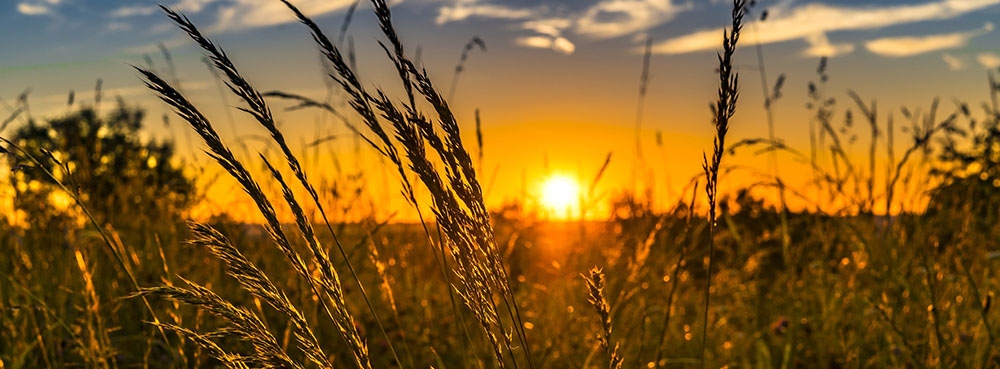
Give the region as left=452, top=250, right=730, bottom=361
left=4, top=1, right=1000, bottom=369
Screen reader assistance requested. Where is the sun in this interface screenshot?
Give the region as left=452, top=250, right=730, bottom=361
left=540, top=174, right=580, bottom=219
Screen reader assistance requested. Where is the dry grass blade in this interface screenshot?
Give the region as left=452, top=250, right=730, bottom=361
left=261, top=90, right=382, bottom=154
left=847, top=90, right=879, bottom=213
left=278, top=0, right=415, bottom=201
left=476, top=108, right=484, bottom=170
left=137, top=57, right=373, bottom=368
left=583, top=267, right=623, bottom=369
left=187, top=222, right=333, bottom=368
left=590, top=152, right=613, bottom=196
left=338, top=0, right=362, bottom=45
left=448, top=36, right=487, bottom=101
left=634, top=36, right=653, bottom=189
left=146, top=322, right=252, bottom=369
left=138, top=278, right=303, bottom=369
left=282, top=0, right=535, bottom=366
left=701, top=1, right=745, bottom=367
left=258, top=155, right=373, bottom=367
left=144, top=5, right=411, bottom=366
left=1, top=106, right=23, bottom=133
left=385, top=4, right=531, bottom=363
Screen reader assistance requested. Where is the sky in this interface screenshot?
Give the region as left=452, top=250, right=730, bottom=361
left=2, top=0, right=1000, bottom=219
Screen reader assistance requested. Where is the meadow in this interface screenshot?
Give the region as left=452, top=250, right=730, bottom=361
left=2, top=0, right=1000, bottom=368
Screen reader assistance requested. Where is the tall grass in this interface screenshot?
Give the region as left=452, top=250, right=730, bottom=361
left=700, top=1, right=745, bottom=367
left=5, top=1, right=1000, bottom=369
left=133, top=0, right=536, bottom=367
left=583, top=267, right=623, bottom=369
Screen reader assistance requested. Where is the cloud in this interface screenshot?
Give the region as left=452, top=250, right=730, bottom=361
left=518, top=18, right=576, bottom=54
left=978, top=52, right=1000, bottom=68
left=110, top=0, right=360, bottom=31
left=803, top=33, right=854, bottom=57
left=110, top=6, right=158, bottom=18
left=574, top=0, right=691, bottom=39
left=522, top=18, right=572, bottom=37
left=652, top=0, right=1000, bottom=55
left=942, top=53, right=965, bottom=70
left=17, top=2, right=52, bottom=15
left=865, top=23, right=993, bottom=57
left=173, top=0, right=215, bottom=13
left=122, top=35, right=192, bottom=55
left=16, top=0, right=63, bottom=16
left=208, top=0, right=360, bottom=31
left=437, top=0, right=691, bottom=39
left=436, top=1, right=537, bottom=24
left=435, top=0, right=691, bottom=54
left=106, top=22, right=133, bottom=32
left=516, top=35, right=575, bottom=54
left=127, top=0, right=336, bottom=56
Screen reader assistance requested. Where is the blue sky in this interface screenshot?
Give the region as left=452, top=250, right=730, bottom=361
left=5, top=0, right=999, bottom=68
left=3, top=0, right=1000, bottom=213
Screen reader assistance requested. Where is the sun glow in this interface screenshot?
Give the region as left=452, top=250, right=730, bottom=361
left=540, top=174, right=580, bottom=219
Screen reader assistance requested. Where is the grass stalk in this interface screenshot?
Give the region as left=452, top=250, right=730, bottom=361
left=747, top=3, right=791, bottom=253
left=137, top=63, right=373, bottom=367
left=584, top=267, right=624, bottom=369
left=633, top=37, right=653, bottom=196
left=280, top=0, right=535, bottom=366
left=277, top=2, right=480, bottom=364
left=153, top=4, right=408, bottom=366
left=847, top=91, right=878, bottom=214
left=448, top=36, right=486, bottom=103
left=654, top=181, right=699, bottom=368
left=700, top=1, right=745, bottom=367
left=0, top=138, right=172, bottom=346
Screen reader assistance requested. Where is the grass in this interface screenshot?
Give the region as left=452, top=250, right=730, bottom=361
left=700, top=1, right=745, bottom=367
left=2, top=0, right=1000, bottom=368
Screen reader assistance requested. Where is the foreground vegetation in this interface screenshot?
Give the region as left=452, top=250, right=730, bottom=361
left=3, top=0, right=1000, bottom=368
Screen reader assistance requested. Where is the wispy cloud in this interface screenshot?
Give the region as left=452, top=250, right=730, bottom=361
left=865, top=23, right=993, bottom=57
left=17, top=0, right=60, bottom=16
left=978, top=52, right=1000, bottom=68
left=108, top=0, right=358, bottom=32
left=516, top=35, right=576, bottom=54
left=435, top=0, right=691, bottom=54
left=209, top=0, right=360, bottom=31
left=174, top=0, right=215, bottom=13
left=652, top=0, right=1000, bottom=56
left=574, top=0, right=691, bottom=39
left=122, top=36, right=192, bottom=55
left=942, top=53, right=965, bottom=70
left=522, top=18, right=573, bottom=38
left=106, top=22, right=133, bottom=32
left=436, top=1, right=537, bottom=24
left=803, top=33, right=854, bottom=58
left=17, top=3, right=50, bottom=15
left=110, top=6, right=158, bottom=18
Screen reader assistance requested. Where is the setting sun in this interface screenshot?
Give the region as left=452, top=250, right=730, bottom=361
left=540, top=174, right=580, bottom=219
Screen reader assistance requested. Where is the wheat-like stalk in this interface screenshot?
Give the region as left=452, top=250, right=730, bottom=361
left=279, top=0, right=535, bottom=366
left=583, top=267, right=624, bottom=369
left=138, top=278, right=302, bottom=369
left=135, top=0, right=538, bottom=366
left=701, top=1, right=745, bottom=368
left=136, top=25, right=373, bottom=366
left=186, top=221, right=333, bottom=367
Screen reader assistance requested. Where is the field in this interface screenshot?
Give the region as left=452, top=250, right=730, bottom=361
left=3, top=1, right=1000, bottom=368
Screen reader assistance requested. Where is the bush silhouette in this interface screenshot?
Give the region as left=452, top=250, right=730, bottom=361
left=927, top=99, right=1000, bottom=236
left=6, top=100, right=194, bottom=230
